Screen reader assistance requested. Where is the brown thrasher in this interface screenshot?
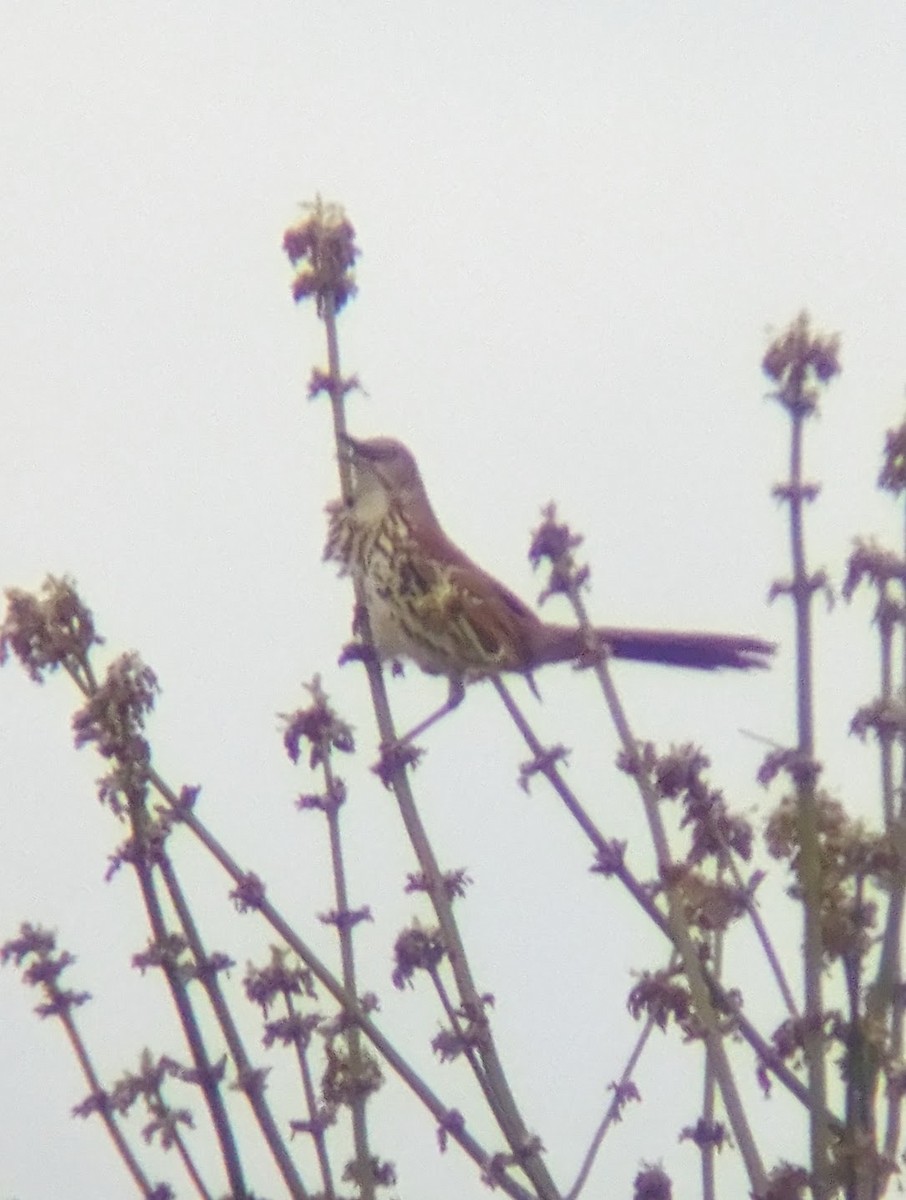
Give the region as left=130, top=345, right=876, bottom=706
left=325, top=434, right=775, bottom=743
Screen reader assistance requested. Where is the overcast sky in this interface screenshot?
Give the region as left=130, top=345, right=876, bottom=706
left=3, top=5, right=906, bottom=1198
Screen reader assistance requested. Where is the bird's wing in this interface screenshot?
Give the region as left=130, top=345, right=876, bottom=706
left=443, top=561, right=536, bottom=670
left=405, top=507, right=537, bottom=670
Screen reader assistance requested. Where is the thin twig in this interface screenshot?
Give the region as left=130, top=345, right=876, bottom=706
left=565, top=1009, right=657, bottom=1200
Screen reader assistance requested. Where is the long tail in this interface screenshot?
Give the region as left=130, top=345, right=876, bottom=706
left=531, top=624, right=775, bottom=671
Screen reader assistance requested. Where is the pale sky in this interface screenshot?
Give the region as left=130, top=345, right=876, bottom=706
left=2, top=5, right=906, bottom=1198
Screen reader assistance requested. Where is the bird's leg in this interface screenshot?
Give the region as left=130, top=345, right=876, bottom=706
left=386, top=675, right=466, bottom=748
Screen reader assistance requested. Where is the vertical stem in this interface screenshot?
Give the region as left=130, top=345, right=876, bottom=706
left=319, top=295, right=375, bottom=1199
left=324, top=756, right=373, bottom=1200
left=701, top=897, right=726, bottom=1200
left=877, top=595, right=895, bottom=829
left=882, top=501, right=906, bottom=1163
left=787, top=405, right=830, bottom=1197
left=701, top=1021, right=718, bottom=1200
left=318, top=291, right=558, bottom=1199
left=322, top=293, right=349, bottom=465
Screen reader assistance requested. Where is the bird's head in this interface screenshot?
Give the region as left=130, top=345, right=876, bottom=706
left=339, top=435, right=428, bottom=511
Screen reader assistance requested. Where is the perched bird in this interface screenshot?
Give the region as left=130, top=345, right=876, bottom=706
left=325, top=434, right=774, bottom=741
